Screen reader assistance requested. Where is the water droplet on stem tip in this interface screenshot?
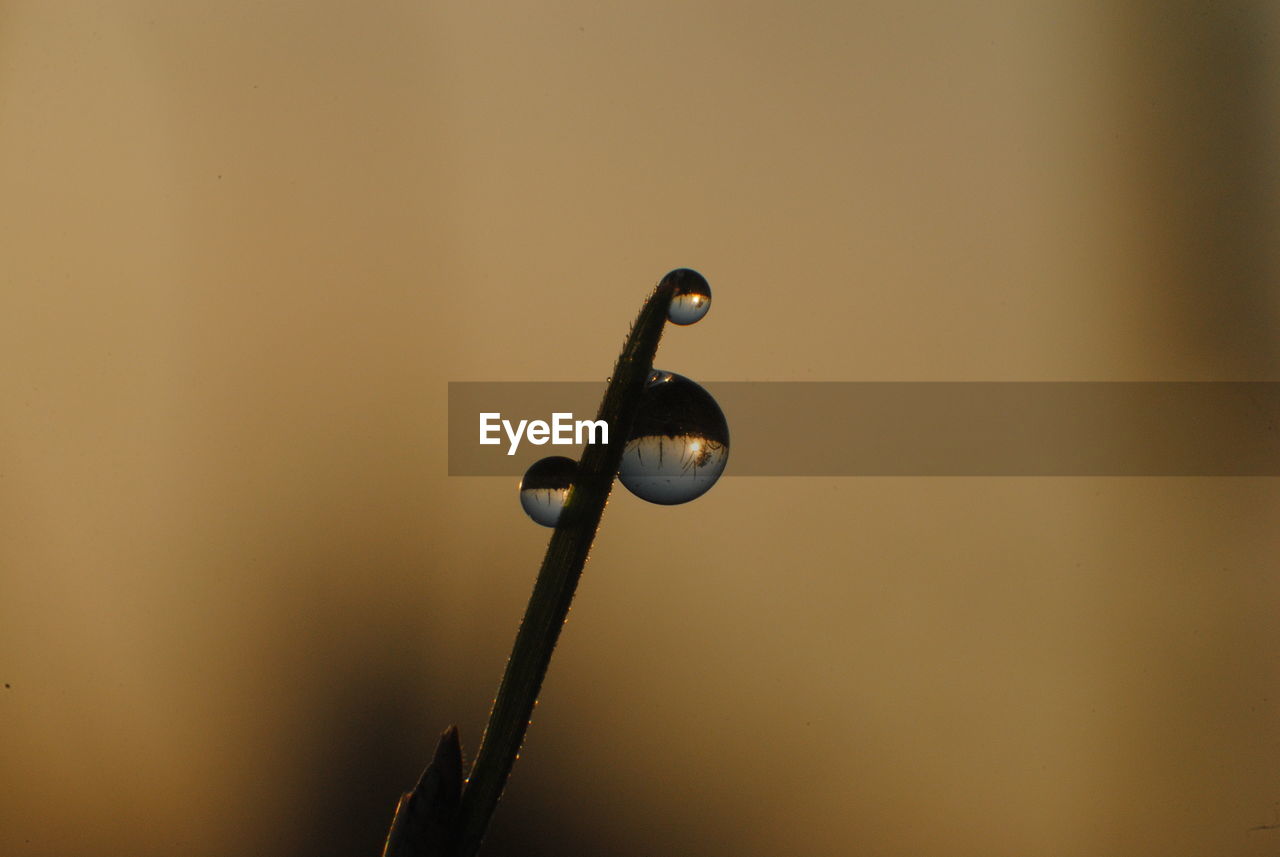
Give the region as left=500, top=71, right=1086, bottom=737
left=663, top=268, right=712, bottom=325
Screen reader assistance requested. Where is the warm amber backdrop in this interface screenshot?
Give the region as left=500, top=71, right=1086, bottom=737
left=2, top=3, right=1279, bottom=856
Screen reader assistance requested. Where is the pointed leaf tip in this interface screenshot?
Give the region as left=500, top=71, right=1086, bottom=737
left=381, top=726, right=464, bottom=857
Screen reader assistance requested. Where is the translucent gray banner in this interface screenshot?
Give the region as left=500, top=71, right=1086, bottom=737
left=447, top=382, right=1280, bottom=476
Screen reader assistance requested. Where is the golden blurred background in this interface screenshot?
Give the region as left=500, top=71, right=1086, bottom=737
left=2, top=2, right=1279, bottom=855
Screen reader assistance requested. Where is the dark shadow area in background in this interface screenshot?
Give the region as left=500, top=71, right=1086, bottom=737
left=245, top=517, right=457, bottom=857
left=1122, top=1, right=1278, bottom=376
left=292, top=668, right=429, bottom=857
left=1103, top=2, right=1279, bottom=850
left=289, top=664, right=647, bottom=857
left=263, top=503, right=648, bottom=857
left=276, top=554, right=444, bottom=857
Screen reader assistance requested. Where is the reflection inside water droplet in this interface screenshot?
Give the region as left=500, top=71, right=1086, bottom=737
left=663, top=268, right=712, bottom=325
left=519, top=456, right=576, bottom=527
left=619, top=372, right=729, bottom=505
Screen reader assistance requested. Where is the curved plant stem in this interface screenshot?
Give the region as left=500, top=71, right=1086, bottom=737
left=451, top=277, right=677, bottom=857
left=383, top=275, right=681, bottom=857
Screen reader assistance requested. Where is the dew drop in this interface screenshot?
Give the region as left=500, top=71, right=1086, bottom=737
left=663, top=268, right=712, bottom=325
left=619, top=371, right=729, bottom=504
left=519, top=456, right=576, bottom=527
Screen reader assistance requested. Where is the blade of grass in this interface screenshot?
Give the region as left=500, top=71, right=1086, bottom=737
left=380, top=272, right=685, bottom=857
left=450, top=275, right=680, bottom=857
left=381, top=727, right=463, bottom=857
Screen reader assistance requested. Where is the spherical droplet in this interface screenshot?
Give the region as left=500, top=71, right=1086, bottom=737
left=519, top=456, right=576, bottom=527
left=619, top=372, right=729, bottom=504
left=663, top=268, right=712, bottom=325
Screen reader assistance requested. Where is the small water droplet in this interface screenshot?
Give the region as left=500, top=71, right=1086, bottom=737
left=620, top=372, right=729, bottom=504
left=663, top=268, right=711, bottom=325
left=519, top=456, right=576, bottom=527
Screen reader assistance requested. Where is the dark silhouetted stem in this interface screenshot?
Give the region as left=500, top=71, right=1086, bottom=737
left=381, top=274, right=684, bottom=857
left=450, top=277, right=678, bottom=857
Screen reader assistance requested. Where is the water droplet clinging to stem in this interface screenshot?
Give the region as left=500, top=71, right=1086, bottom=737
left=619, top=371, right=729, bottom=504
left=519, top=456, right=577, bottom=527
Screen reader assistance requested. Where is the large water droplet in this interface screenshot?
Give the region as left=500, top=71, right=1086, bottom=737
left=519, top=456, right=576, bottom=527
left=619, top=372, right=729, bottom=504
left=663, top=268, right=712, bottom=325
